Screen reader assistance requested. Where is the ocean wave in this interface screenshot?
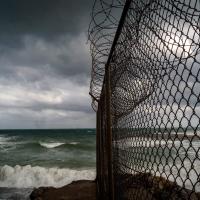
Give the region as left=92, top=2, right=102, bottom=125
left=0, top=136, right=11, bottom=145
left=39, top=142, right=65, bottom=149
left=0, top=165, right=96, bottom=188
left=0, top=136, right=8, bottom=145
left=0, top=135, right=20, bottom=145
left=0, top=136, right=20, bottom=153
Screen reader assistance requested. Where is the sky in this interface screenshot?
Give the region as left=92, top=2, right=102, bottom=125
left=0, top=0, right=96, bottom=129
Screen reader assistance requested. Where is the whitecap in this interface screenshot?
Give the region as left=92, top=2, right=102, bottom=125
left=0, top=135, right=20, bottom=145
left=39, top=142, right=65, bottom=149
left=69, top=142, right=79, bottom=145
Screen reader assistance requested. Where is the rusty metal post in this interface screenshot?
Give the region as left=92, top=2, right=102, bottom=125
left=96, top=107, right=100, bottom=199
left=105, top=64, right=114, bottom=200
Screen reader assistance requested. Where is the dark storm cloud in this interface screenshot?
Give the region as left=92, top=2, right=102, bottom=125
left=0, top=0, right=93, bottom=46
left=0, top=0, right=94, bottom=79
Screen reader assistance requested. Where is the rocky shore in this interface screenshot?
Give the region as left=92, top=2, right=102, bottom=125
left=30, top=173, right=200, bottom=200
left=30, top=180, right=96, bottom=200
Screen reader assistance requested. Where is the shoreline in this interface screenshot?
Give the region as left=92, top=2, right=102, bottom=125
left=30, top=180, right=96, bottom=200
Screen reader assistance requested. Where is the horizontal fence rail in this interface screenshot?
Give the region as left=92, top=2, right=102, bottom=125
left=89, top=0, right=200, bottom=199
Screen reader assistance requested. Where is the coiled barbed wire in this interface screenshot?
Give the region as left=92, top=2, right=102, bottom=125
left=88, top=0, right=125, bottom=110
left=88, top=0, right=200, bottom=115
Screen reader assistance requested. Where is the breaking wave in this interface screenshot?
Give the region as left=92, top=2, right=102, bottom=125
left=0, top=165, right=96, bottom=188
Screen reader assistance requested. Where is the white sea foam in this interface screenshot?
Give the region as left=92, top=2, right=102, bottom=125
left=0, top=165, right=96, bottom=188
left=39, top=142, right=65, bottom=148
left=0, top=135, right=20, bottom=145
left=0, top=136, right=20, bottom=153
left=0, top=136, right=10, bottom=145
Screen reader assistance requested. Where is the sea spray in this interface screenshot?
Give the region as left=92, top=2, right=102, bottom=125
left=0, top=165, right=96, bottom=188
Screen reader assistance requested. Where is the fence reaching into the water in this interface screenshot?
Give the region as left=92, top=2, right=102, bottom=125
left=88, top=0, right=200, bottom=199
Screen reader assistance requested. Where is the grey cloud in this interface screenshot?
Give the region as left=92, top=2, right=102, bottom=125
left=0, top=33, right=91, bottom=81
left=0, top=0, right=95, bottom=128
left=0, top=101, right=93, bottom=114
left=0, top=108, right=95, bottom=129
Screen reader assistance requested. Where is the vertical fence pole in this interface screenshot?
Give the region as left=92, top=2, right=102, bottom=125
left=96, top=107, right=100, bottom=199
left=105, top=64, right=114, bottom=200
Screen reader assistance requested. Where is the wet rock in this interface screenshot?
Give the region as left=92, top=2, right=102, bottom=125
left=30, top=180, right=96, bottom=200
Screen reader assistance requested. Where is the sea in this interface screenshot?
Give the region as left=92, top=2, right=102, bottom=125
left=0, top=129, right=96, bottom=200
left=0, top=128, right=200, bottom=199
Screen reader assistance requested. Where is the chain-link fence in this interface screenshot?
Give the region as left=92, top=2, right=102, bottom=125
left=89, top=0, right=200, bottom=199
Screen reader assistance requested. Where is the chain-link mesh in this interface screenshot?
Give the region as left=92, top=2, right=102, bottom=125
left=89, top=0, right=200, bottom=199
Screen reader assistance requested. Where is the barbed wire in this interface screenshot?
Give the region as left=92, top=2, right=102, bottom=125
left=88, top=0, right=125, bottom=110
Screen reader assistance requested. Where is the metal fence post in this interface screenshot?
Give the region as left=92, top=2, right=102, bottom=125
left=96, top=107, right=100, bottom=199
left=105, top=64, right=114, bottom=200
